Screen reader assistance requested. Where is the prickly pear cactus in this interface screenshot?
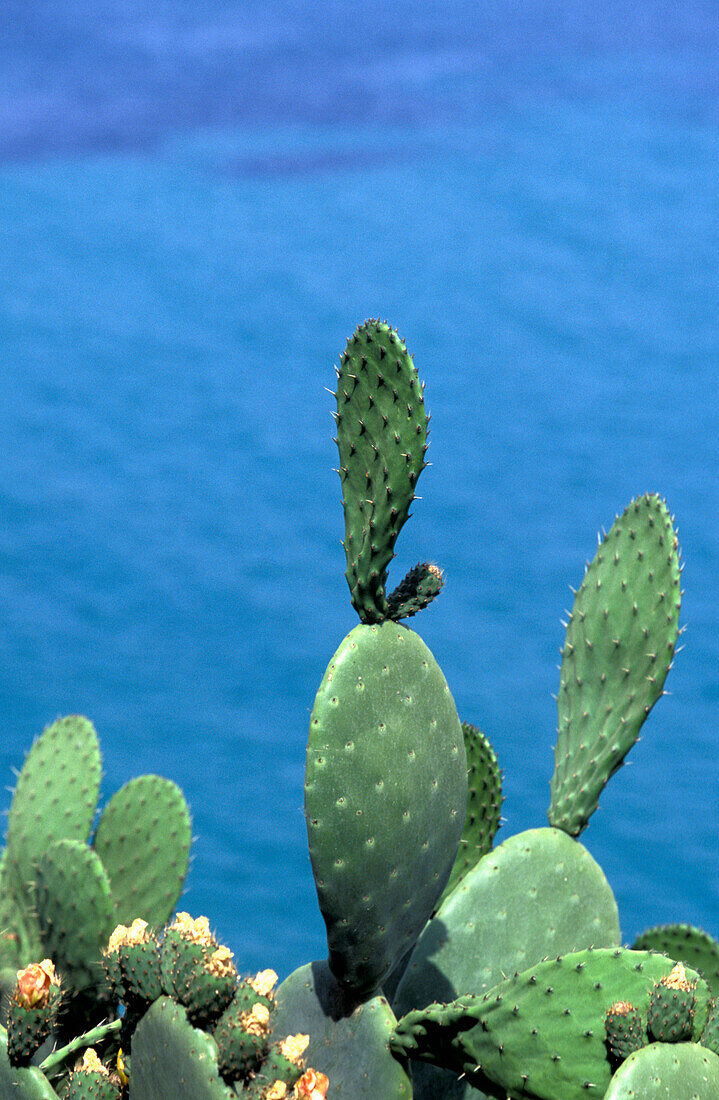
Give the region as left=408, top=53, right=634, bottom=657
left=274, top=960, right=412, bottom=1097
left=335, top=319, right=428, bottom=623
left=647, top=963, right=697, bottom=1043
left=391, top=948, right=711, bottom=1100
left=306, top=620, right=466, bottom=996
left=435, top=722, right=503, bottom=909
left=306, top=323, right=468, bottom=997
left=605, top=1001, right=647, bottom=1064
left=602, top=1041, right=719, bottom=1099
left=6, top=961, right=61, bottom=1067
left=549, top=494, right=681, bottom=836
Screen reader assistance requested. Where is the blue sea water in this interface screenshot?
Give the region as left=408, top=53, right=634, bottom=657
left=1, top=2, right=718, bottom=981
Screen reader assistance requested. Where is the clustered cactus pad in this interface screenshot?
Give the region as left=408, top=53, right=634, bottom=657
left=4, top=316, right=719, bottom=1097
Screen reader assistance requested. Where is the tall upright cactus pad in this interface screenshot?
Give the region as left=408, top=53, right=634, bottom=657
left=335, top=319, right=428, bottom=623
left=602, top=1042, right=719, bottom=1099
left=549, top=494, right=681, bottom=836
left=273, top=960, right=412, bottom=1098
left=93, top=775, right=192, bottom=928
left=392, top=949, right=711, bottom=1100
left=436, top=723, right=503, bottom=909
left=305, top=621, right=467, bottom=996
left=5, top=717, right=101, bottom=910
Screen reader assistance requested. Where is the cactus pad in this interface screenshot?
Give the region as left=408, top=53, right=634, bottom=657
left=335, top=319, right=428, bottom=623
left=392, top=949, right=711, bottom=1100
left=0, top=1030, right=59, bottom=1100
left=436, top=722, right=503, bottom=908
left=34, top=839, right=115, bottom=995
left=6, top=717, right=101, bottom=900
left=386, top=562, right=444, bottom=621
left=605, top=1001, right=647, bottom=1063
left=274, top=960, right=412, bottom=1097
left=647, top=962, right=696, bottom=1042
left=129, top=996, right=235, bottom=1099
left=305, top=620, right=466, bottom=995
left=394, top=827, right=620, bottom=1018
left=603, top=1041, right=719, bottom=1099
left=549, top=494, right=681, bottom=836
left=93, top=775, right=191, bottom=928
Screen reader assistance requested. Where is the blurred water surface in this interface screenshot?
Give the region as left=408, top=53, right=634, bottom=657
left=1, top=2, right=718, bottom=977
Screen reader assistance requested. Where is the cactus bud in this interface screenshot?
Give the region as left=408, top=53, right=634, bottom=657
left=295, top=1068, right=330, bottom=1098
left=7, top=960, right=61, bottom=1066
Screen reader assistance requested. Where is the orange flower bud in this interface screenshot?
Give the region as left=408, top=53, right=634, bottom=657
left=295, top=1068, right=330, bottom=1098
left=15, top=960, right=56, bottom=1008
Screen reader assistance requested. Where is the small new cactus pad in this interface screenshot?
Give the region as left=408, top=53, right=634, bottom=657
left=64, top=1049, right=122, bottom=1100
left=128, top=995, right=235, bottom=1099
left=172, top=941, right=237, bottom=1026
left=34, top=839, right=115, bottom=995
left=305, top=621, right=467, bottom=995
left=391, top=949, right=710, bottom=1100
left=93, top=774, right=191, bottom=928
left=634, top=924, right=719, bottom=996
left=274, top=960, right=412, bottom=1097
left=549, top=494, right=681, bottom=836
left=106, top=919, right=163, bottom=1006
left=7, top=960, right=61, bottom=1066
left=335, top=319, right=428, bottom=623
left=386, top=562, right=444, bottom=621
left=605, top=1001, right=646, bottom=1063
left=602, top=1041, right=719, bottom=1099
left=436, top=722, right=503, bottom=909
left=213, top=998, right=273, bottom=1081
left=647, top=962, right=696, bottom=1041
left=5, top=717, right=101, bottom=915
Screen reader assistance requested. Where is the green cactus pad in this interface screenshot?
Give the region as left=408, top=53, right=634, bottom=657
left=633, top=925, right=719, bottom=997
left=392, top=949, right=710, bottom=1100
left=0, top=1028, right=59, bottom=1099
left=212, top=1002, right=271, bottom=1082
left=549, top=495, right=681, bottom=836
left=393, top=827, right=620, bottom=1099
left=7, top=990, right=60, bottom=1067
left=129, top=996, right=235, bottom=1099
left=602, top=1041, right=719, bottom=1099
left=64, top=1066, right=121, bottom=1100
left=605, top=1001, right=647, bottom=1063
left=335, top=319, right=429, bottom=623
left=386, top=562, right=444, bottom=621
left=34, top=840, right=115, bottom=995
left=394, top=827, right=620, bottom=1015
left=305, top=620, right=467, bottom=995
left=118, top=939, right=163, bottom=1006
left=700, top=998, right=719, bottom=1055
left=0, top=850, right=31, bottom=968
left=436, top=722, right=503, bottom=909
left=273, top=960, right=412, bottom=1097
left=647, top=965, right=696, bottom=1042
left=93, top=775, right=191, bottom=928
left=6, top=717, right=101, bottom=902
left=172, top=944, right=237, bottom=1027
